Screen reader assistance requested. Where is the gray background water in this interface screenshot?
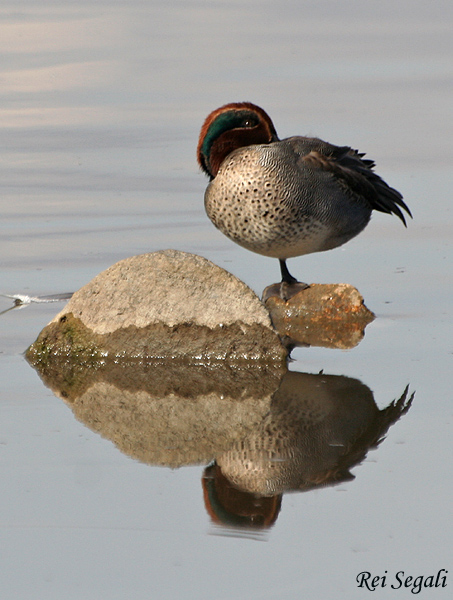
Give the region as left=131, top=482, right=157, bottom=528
left=1, top=1, right=452, bottom=598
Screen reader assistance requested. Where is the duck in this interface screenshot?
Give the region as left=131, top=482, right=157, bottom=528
left=197, top=102, right=412, bottom=300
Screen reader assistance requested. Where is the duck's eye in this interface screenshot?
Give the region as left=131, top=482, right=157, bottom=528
left=240, top=116, right=258, bottom=128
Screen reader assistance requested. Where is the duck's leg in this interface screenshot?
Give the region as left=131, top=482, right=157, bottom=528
left=262, top=259, right=309, bottom=302
left=279, top=259, right=298, bottom=284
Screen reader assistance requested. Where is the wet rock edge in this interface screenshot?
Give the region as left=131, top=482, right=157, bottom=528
left=26, top=312, right=287, bottom=368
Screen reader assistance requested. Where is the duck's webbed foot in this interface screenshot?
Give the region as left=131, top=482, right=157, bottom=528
left=262, top=280, right=310, bottom=302
left=262, top=259, right=310, bottom=301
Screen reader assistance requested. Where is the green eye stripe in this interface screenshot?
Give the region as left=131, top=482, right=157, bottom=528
left=201, top=110, right=258, bottom=160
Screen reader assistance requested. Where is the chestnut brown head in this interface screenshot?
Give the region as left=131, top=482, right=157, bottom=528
left=197, top=102, right=279, bottom=179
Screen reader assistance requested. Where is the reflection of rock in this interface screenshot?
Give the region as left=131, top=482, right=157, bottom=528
left=62, top=381, right=275, bottom=468
left=264, top=283, right=375, bottom=349
left=26, top=250, right=286, bottom=365
left=216, top=373, right=413, bottom=496
left=27, top=356, right=284, bottom=468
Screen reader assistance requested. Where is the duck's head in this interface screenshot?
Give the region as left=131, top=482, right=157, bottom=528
left=197, top=102, right=279, bottom=179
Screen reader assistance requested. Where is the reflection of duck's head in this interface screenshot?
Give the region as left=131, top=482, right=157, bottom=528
left=202, top=464, right=281, bottom=530
left=198, top=102, right=411, bottom=293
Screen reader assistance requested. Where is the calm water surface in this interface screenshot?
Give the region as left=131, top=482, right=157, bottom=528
left=1, top=1, right=452, bottom=598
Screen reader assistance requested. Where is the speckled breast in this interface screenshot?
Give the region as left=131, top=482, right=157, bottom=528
left=204, top=143, right=365, bottom=259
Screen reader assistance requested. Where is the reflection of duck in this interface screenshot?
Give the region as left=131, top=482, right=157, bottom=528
left=216, top=372, right=413, bottom=495
left=203, top=372, right=413, bottom=529
left=198, top=102, right=411, bottom=298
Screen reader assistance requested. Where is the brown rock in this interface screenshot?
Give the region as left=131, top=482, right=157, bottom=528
left=264, top=283, right=375, bottom=349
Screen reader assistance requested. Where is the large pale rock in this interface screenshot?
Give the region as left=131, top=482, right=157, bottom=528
left=27, top=250, right=287, bottom=365
left=53, top=249, right=273, bottom=333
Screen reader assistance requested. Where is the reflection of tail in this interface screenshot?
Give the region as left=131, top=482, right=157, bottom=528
left=333, top=386, right=415, bottom=481
left=202, top=464, right=282, bottom=530
left=373, top=385, right=414, bottom=445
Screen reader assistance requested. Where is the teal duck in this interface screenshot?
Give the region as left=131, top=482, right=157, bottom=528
left=197, top=102, right=411, bottom=298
